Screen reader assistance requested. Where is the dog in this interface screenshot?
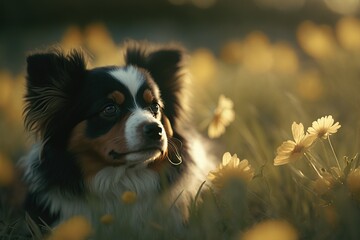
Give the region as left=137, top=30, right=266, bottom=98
left=19, top=42, right=214, bottom=237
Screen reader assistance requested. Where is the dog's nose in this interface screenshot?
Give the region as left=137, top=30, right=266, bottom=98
left=143, top=123, right=163, bottom=140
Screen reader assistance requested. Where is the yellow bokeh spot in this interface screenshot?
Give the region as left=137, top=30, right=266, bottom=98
left=61, top=26, right=84, bottom=51
left=241, top=220, right=298, bottom=240
left=0, top=71, right=13, bottom=109
left=324, top=0, right=360, bottom=15
left=336, top=17, right=360, bottom=52
left=84, top=23, right=124, bottom=67
left=220, top=40, right=243, bottom=64
left=297, top=70, right=324, bottom=101
left=323, top=205, right=338, bottom=227
left=0, top=154, right=15, bottom=186
left=297, top=21, right=337, bottom=59
left=121, top=191, right=137, bottom=204
left=84, top=23, right=115, bottom=54
left=0, top=72, right=24, bottom=125
left=190, top=48, right=218, bottom=84
left=242, top=31, right=273, bottom=73
left=100, top=214, right=115, bottom=225
left=347, top=168, right=360, bottom=201
left=48, top=216, right=92, bottom=240
left=272, top=42, right=299, bottom=74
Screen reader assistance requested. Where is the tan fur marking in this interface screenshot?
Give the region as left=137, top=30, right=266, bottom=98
left=162, top=115, right=173, bottom=137
left=143, top=89, right=154, bottom=104
left=148, top=155, right=167, bottom=172
left=109, top=91, right=125, bottom=105
left=68, top=117, right=130, bottom=180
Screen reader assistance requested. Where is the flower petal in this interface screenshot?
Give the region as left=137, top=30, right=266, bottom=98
left=292, top=122, right=305, bottom=143
left=274, top=155, right=291, bottom=166
left=222, top=152, right=232, bottom=166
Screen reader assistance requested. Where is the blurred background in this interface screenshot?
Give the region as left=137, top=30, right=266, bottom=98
left=2, top=1, right=360, bottom=239
left=1, top=0, right=360, bottom=170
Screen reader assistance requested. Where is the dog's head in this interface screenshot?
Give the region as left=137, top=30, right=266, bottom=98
left=24, top=43, right=188, bottom=180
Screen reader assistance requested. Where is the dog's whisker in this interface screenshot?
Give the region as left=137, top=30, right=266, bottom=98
left=167, top=138, right=183, bottom=165
left=166, top=155, right=182, bottom=166
left=169, top=142, right=182, bottom=162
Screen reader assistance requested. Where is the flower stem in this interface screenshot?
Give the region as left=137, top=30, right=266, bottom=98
left=327, top=136, right=341, bottom=170
left=305, top=153, right=322, bottom=178
left=288, top=164, right=307, bottom=179
left=306, top=151, right=323, bottom=169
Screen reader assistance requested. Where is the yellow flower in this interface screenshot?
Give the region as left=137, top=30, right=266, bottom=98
left=208, top=152, right=254, bottom=189
left=121, top=191, right=137, bottom=204
left=307, top=115, right=341, bottom=139
left=347, top=167, right=360, bottom=201
left=241, top=219, right=298, bottom=240
left=48, top=216, right=92, bottom=240
left=274, top=122, right=316, bottom=166
left=208, top=95, right=235, bottom=139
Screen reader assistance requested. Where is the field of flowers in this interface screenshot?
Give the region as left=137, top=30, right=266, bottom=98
left=1, top=14, right=360, bottom=239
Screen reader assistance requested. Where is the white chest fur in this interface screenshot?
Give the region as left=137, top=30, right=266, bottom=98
left=21, top=136, right=215, bottom=235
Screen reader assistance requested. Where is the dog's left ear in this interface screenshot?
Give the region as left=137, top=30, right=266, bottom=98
left=125, top=43, right=189, bottom=126
left=24, top=48, right=87, bottom=139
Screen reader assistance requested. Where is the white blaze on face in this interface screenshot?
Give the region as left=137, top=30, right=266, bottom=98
left=109, top=66, right=167, bottom=163
left=109, top=66, right=144, bottom=101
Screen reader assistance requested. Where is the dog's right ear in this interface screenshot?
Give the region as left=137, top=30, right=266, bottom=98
left=24, top=49, right=87, bottom=139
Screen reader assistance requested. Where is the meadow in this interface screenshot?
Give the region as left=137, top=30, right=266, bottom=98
left=1, top=15, right=360, bottom=239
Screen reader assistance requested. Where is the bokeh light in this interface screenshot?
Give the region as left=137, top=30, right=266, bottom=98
left=241, top=31, right=273, bottom=73
left=220, top=40, right=243, bottom=64
left=189, top=48, right=218, bottom=84
left=61, top=26, right=84, bottom=51
left=241, top=220, right=298, bottom=240
left=324, top=0, right=360, bottom=15
left=48, top=216, right=92, bottom=240
left=272, top=42, right=299, bottom=74
left=296, top=70, right=324, bottom=101
left=0, top=153, right=15, bottom=186
left=297, top=21, right=337, bottom=59
left=336, top=17, right=360, bottom=52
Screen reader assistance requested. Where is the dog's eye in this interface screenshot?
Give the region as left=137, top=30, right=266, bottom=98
left=150, top=103, right=160, bottom=116
left=102, top=104, right=119, bottom=117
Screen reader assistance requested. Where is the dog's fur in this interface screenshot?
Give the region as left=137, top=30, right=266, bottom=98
left=20, top=42, right=213, bottom=234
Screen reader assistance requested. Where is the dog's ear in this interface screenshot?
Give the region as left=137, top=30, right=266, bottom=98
left=24, top=48, right=87, bottom=139
left=125, top=43, right=189, bottom=126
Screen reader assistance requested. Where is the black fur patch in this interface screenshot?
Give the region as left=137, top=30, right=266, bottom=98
left=125, top=42, right=189, bottom=126
left=25, top=49, right=87, bottom=140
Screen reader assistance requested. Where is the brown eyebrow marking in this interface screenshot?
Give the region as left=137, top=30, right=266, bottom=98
left=143, top=89, right=154, bottom=104
left=109, top=91, right=125, bottom=105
